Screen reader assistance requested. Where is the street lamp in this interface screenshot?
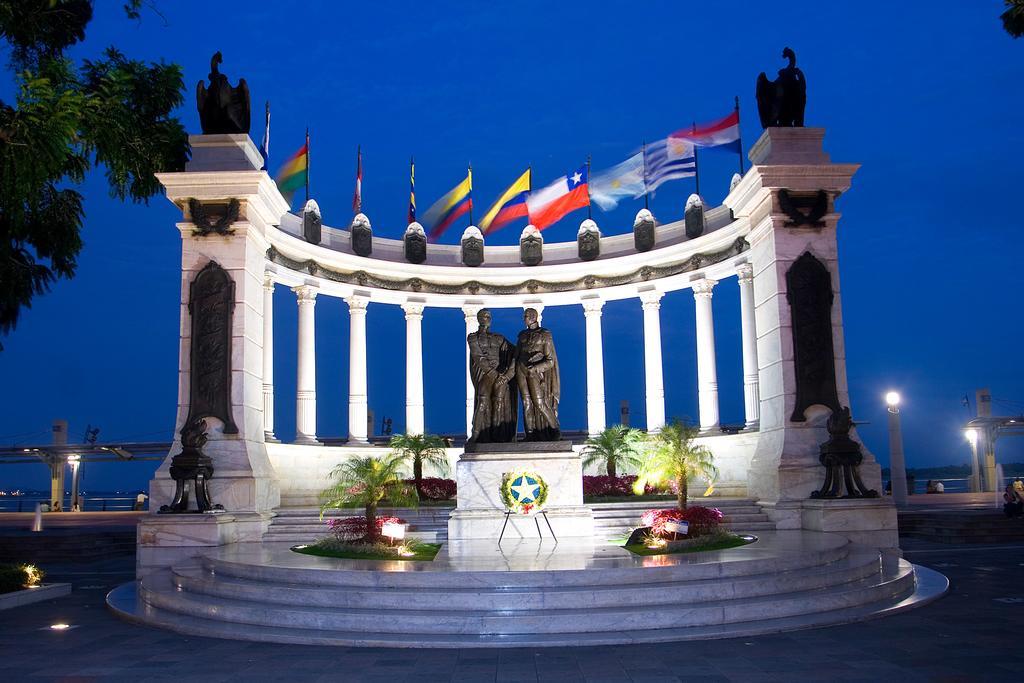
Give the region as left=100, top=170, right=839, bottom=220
left=67, top=454, right=81, bottom=512
left=964, top=428, right=980, bottom=493
left=886, top=391, right=908, bottom=505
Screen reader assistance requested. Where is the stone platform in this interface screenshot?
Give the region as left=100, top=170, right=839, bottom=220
left=107, top=531, right=947, bottom=648
left=449, top=440, right=594, bottom=540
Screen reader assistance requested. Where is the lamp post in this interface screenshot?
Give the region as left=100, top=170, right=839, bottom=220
left=68, top=454, right=81, bottom=512
left=964, top=428, right=980, bottom=493
left=886, top=392, right=908, bottom=505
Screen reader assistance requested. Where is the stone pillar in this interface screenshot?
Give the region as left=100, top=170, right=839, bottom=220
left=582, top=298, right=606, bottom=436
left=639, top=290, right=666, bottom=433
left=262, top=276, right=276, bottom=441
left=463, top=303, right=482, bottom=439
left=693, top=278, right=720, bottom=432
left=294, top=285, right=319, bottom=445
left=48, top=419, right=68, bottom=511
left=737, top=263, right=760, bottom=429
left=347, top=294, right=370, bottom=444
left=402, top=302, right=426, bottom=435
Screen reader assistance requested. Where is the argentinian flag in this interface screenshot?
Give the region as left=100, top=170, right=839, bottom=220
left=589, top=152, right=646, bottom=211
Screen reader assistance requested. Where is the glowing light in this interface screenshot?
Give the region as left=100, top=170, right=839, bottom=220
left=964, top=429, right=978, bottom=447
left=645, top=537, right=668, bottom=550
left=396, top=544, right=415, bottom=557
left=22, top=564, right=41, bottom=587
left=49, top=623, right=71, bottom=631
left=885, top=391, right=900, bottom=407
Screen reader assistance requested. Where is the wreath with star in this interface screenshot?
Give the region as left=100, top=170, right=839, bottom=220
left=500, top=471, right=549, bottom=515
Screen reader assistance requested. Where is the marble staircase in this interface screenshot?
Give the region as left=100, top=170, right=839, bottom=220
left=262, top=498, right=775, bottom=545
left=108, top=532, right=948, bottom=647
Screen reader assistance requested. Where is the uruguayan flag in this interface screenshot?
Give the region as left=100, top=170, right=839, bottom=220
left=644, top=136, right=696, bottom=193
left=589, top=152, right=646, bottom=211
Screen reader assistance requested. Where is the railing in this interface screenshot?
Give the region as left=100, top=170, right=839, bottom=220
left=0, top=496, right=147, bottom=513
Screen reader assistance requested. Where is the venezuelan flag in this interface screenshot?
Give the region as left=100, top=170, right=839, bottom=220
left=423, top=170, right=472, bottom=240
left=275, top=143, right=308, bottom=198
left=479, top=168, right=531, bottom=235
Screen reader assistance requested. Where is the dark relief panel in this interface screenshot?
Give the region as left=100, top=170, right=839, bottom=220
left=185, top=261, right=238, bottom=434
left=786, top=251, right=840, bottom=422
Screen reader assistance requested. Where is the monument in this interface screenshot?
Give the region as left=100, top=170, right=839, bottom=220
left=450, top=307, right=593, bottom=540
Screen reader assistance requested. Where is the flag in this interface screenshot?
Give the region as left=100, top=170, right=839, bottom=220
left=670, top=110, right=741, bottom=152
left=526, top=165, right=589, bottom=230
left=352, top=146, right=362, bottom=213
left=589, top=152, right=645, bottom=211
left=423, top=170, right=472, bottom=240
left=479, top=168, right=531, bottom=235
left=275, top=142, right=308, bottom=200
left=259, top=101, right=270, bottom=171
left=408, top=157, right=416, bottom=224
left=644, top=137, right=695, bottom=194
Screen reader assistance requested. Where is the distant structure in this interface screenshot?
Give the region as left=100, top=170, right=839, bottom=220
left=756, top=47, right=806, bottom=128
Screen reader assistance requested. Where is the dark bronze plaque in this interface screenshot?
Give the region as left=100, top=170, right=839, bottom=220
left=185, top=261, right=238, bottom=433
left=786, top=252, right=840, bottom=422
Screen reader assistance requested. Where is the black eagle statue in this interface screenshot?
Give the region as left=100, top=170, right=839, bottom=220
left=756, top=47, right=806, bottom=128
left=196, top=52, right=250, bottom=135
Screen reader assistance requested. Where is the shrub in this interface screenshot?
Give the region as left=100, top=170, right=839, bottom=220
left=583, top=475, right=665, bottom=497
left=327, top=515, right=407, bottom=541
left=0, top=564, right=42, bottom=594
left=640, top=506, right=723, bottom=537
left=404, top=477, right=456, bottom=500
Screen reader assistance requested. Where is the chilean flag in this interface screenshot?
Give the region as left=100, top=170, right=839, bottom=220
left=526, top=165, right=589, bottom=231
left=671, top=111, right=741, bottom=152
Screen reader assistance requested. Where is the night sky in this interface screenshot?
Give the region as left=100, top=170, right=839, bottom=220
left=1, top=1, right=1021, bottom=491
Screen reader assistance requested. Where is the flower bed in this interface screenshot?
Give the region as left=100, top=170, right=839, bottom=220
left=294, top=539, right=441, bottom=562
left=326, top=515, right=408, bottom=541
left=405, top=477, right=456, bottom=500
left=639, top=506, right=724, bottom=538
left=0, top=563, right=43, bottom=594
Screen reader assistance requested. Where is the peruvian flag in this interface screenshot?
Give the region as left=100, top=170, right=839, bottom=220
left=527, top=165, right=589, bottom=230
left=671, top=111, right=740, bottom=151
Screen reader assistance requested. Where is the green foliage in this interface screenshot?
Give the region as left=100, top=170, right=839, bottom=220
left=623, top=531, right=749, bottom=557
left=1003, top=0, right=1024, bottom=37
left=387, top=433, right=449, bottom=496
left=319, top=453, right=418, bottom=540
left=633, top=419, right=718, bottom=510
left=295, top=539, right=442, bottom=562
left=0, top=1, right=188, bottom=345
left=0, top=563, right=43, bottom=593
left=581, top=425, right=647, bottom=478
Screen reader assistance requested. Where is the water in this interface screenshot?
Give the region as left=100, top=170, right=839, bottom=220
left=0, top=491, right=148, bottom=512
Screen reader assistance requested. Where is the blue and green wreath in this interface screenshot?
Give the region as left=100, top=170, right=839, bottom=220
left=499, top=471, right=549, bottom=515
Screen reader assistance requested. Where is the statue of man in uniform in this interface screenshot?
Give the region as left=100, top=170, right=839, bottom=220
left=467, top=309, right=518, bottom=443
left=516, top=308, right=560, bottom=441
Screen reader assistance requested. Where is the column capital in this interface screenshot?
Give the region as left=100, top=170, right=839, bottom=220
left=462, top=303, right=484, bottom=322
left=581, top=298, right=605, bottom=316
left=292, top=284, right=318, bottom=303
left=692, top=278, right=718, bottom=299
left=736, top=263, right=754, bottom=284
left=639, top=289, right=664, bottom=310
left=346, top=294, right=369, bottom=313
left=263, top=274, right=275, bottom=291
left=402, top=301, right=425, bottom=318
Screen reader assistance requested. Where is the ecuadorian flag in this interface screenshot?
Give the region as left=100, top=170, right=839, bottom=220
left=275, top=143, right=308, bottom=200
left=424, top=170, right=472, bottom=240
left=479, top=168, right=531, bottom=235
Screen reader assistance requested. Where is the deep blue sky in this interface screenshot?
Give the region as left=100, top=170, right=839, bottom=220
left=1, top=1, right=1022, bottom=491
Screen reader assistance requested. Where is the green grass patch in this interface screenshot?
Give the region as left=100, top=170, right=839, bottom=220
left=584, top=494, right=676, bottom=504
left=293, top=541, right=442, bottom=562
left=623, top=533, right=752, bottom=556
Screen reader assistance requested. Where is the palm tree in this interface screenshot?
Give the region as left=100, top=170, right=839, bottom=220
left=1003, top=0, right=1024, bottom=37
left=634, top=419, right=718, bottom=510
left=581, top=425, right=647, bottom=478
left=319, top=453, right=417, bottom=542
left=388, top=433, right=449, bottom=497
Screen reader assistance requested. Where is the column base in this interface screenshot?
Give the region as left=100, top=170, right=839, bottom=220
left=294, top=435, right=322, bottom=446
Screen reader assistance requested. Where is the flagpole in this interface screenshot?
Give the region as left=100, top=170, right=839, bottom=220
left=467, top=163, right=474, bottom=226
left=692, top=122, right=701, bottom=198
left=261, top=101, right=270, bottom=171
left=304, top=127, right=310, bottom=204
left=735, top=96, right=745, bottom=175
left=586, top=154, right=592, bottom=219
left=409, top=155, right=415, bottom=224
left=642, top=140, right=649, bottom=210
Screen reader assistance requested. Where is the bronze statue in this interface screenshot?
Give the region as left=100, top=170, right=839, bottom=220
left=467, top=309, right=518, bottom=443
left=811, top=407, right=879, bottom=499
left=196, top=52, right=250, bottom=135
left=756, top=47, right=806, bottom=128
left=516, top=308, right=560, bottom=441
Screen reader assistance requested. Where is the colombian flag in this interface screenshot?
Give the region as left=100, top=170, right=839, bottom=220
left=275, top=143, right=308, bottom=198
left=479, top=168, right=531, bottom=235
left=424, top=170, right=472, bottom=240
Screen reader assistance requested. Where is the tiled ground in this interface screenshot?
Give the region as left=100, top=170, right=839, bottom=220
left=1, top=538, right=1022, bottom=682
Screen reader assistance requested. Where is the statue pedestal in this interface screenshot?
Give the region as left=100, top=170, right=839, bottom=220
left=447, top=441, right=595, bottom=540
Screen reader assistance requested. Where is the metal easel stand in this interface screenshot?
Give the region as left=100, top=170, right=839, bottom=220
left=498, top=509, right=557, bottom=544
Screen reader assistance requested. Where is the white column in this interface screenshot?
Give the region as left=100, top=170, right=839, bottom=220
left=293, top=285, right=319, bottom=444
left=693, top=278, right=720, bottom=432
left=347, top=294, right=370, bottom=444
left=463, top=304, right=482, bottom=438
left=639, top=290, right=665, bottom=433
left=582, top=298, right=606, bottom=436
left=736, top=264, right=760, bottom=428
left=262, top=276, right=276, bottom=441
left=403, top=302, right=425, bottom=435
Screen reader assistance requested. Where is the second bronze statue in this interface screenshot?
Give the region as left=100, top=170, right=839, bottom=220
left=468, top=308, right=561, bottom=444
